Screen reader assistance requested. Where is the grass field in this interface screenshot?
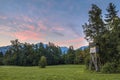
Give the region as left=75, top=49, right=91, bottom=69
left=0, top=65, right=120, bottom=80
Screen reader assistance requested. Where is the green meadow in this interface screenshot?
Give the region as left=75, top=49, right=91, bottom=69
left=0, top=65, right=120, bottom=80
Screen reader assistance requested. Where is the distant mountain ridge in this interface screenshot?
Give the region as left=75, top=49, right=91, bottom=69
left=60, top=47, right=69, bottom=53
left=78, top=46, right=89, bottom=50
left=0, top=46, right=11, bottom=54
left=0, top=44, right=88, bottom=54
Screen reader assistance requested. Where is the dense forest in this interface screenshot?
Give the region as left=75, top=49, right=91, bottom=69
left=0, top=39, right=88, bottom=66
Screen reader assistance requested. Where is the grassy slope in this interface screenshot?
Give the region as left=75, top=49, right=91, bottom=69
left=0, top=65, right=120, bottom=80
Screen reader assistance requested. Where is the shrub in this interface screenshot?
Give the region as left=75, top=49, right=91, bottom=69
left=38, top=56, right=47, bottom=68
left=101, top=62, right=120, bottom=73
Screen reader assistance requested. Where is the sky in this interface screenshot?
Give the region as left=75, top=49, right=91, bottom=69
left=0, top=0, right=120, bottom=49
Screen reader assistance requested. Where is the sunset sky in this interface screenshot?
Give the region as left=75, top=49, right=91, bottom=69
left=0, top=0, right=120, bottom=49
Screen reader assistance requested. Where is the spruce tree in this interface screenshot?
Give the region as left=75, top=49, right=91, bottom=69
left=83, top=4, right=105, bottom=71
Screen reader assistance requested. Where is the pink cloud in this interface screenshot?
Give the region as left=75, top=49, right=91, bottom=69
left=5, top=19, right=48, bottom=41
left=56, top=37, right=84, bottom=44
left=0, top=24, right=46, bottom=42
left=27, top=25, right=35, bottom=30
left=12, top=15, right=48, bottom=31
left=7, top=21, right=35, bottom=32
left=0, top=25, right=11, bottom=32
left=50, top=26, right=65, bottom=32
left=0, top=16, right=7, bottom=20
left=73, top=40, right=88, bottom=49
left=19, top=24, right=35, bottom=31
left=55, top=37, right=88, bottom=49
left=37, top=21, right=47, bottom=31
left=23, top=16, right=33, bottom=23
left=53, top=27, right=64, bottom=31
left=14, top=30, right=45, bottom=41
left=14, top=15, right=33, bottom=23
left=66, top=37, right=84, bottom=43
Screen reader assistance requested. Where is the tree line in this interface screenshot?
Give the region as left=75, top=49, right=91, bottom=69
left=83, top=3, right=120, bottom=73
left=0, top=39, right=88, bottom=66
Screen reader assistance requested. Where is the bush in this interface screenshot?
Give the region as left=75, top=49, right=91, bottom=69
left=38, top=56, right=47, bottom=68
left=101, top=62, right=120, bottom=73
